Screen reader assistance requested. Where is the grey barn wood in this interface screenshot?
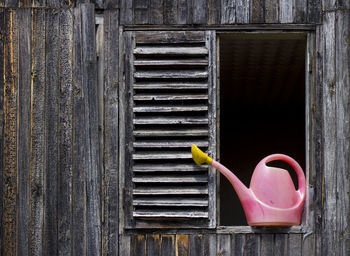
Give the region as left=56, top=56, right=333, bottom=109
left=0, top=1, right=349, bottom=256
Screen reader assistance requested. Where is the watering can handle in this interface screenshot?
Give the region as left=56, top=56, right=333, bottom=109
left=263, top=154, right=306, bottom=201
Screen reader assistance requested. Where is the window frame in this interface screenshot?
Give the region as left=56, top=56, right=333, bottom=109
left=119, top=27, right=316, bottom=234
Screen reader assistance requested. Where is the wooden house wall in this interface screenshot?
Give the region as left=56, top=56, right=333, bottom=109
left=0, top=1, right=349, bottom=256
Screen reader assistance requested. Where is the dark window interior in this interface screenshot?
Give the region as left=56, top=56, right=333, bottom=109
left=219, top=33, right=306, bottom=226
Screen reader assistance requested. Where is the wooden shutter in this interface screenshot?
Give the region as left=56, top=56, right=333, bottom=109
left=123, top=31, right=216, bottom=228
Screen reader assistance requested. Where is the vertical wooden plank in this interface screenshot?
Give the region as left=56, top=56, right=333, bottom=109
left=120, top=235, right=131, bottom=256
left=4, top=0, right=18, bottom=7
left=322, top=0, right=336, bottom=11
left=120, top=0, right=133, bottom=24
left=131, top=235, right=146, bottom=256
left=18, top=0, right=30, bottom=7
left=217, top=234, right=231, bottom=256
left=308, top=0, right=321, bottom=24
left=221, top=0, right=235, bottom=24
left=314, top=25, right=323, bottom=256
left=0, top=9, right=4, bottom=255
left=44, top=8, right=59, bottom=255
left=234, top=234, right=245, bottom=256
left=280, top=0, right=293, bottom=23
left=46, top=0, right=61, bottom=7
left=193, top=0, right=208, bottom=24
left=335, top=9, right=350, bottom=256
left=178, top=0, right=192, bottom=24
left=2, top=9, right=18, bottom=256
left=302, top=233, right=315, bottom=255
left=202, top=234, right=216, bottom=256
left=72, top=6, right=87, bottom=256
left=80, top=4, right=101, bottom=256
left=243, top=234, right=259, bottom=255
left=104, top=0, right=119, bottom=9
left=161, top=235, right=175, bottom=256
left=134, top=0, right=149, bottom=24
left=150, top=0, right=163, bottom=24
left=146, top=234, right=161, bottom=256
left=103, top=8, right=119, bottom=256
left=57, top=8, right=73, bottom=256
left=274, top=234, right=288, bottom=256
left=208, top=0, right=220, bottom=24
left=176, top=234, right=189, bottom=256
left=321, top=12, right=336, bottom=256
left=250, top=0, right=264, bottom=23
left=30, top=8, right=46, bottom=256
left=288, top=234, right=302, bottom=256
left=189, top=234, right=202, bottom=256
left=236, top=0, right=249, bottom=23
left=16, top=8, right=31, bottom=256
left=207, top=30, right=217, bottom=228
left=260, top=234, right=273, bottom=255
left=32, top=0, right=46, bottom=7
left=265, top=0, right=279, bottom=23
left=164, top=0, right=177, bottom=24
left=294, top=0, right=307, bottom=23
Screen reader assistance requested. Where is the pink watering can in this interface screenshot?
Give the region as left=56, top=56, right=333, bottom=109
left=191, top=145, right=306, bottom=226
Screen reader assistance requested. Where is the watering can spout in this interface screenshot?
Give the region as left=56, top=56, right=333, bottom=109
left=191, top=145, right=252, bottom=202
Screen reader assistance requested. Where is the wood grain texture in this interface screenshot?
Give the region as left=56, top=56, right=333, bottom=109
left=321, top=12, right=337, bottom=256
left=164, top=0, right=177, bottom=24
left=236, top=0, right=249, bottom=23
left=217, top=234, right=231, bottom=256
left=43, top=8, right=59, bottom=255
left=314, top=25, right=323, bottom=256
left=308, top=0, right=321, bottom=23
left=161, top=235, right=175, bottom=256
left=176, top=234, right=189, bottom=256
left=250, top=0, right=264, bottom=23
left=178, top=0, right=192, bottom=24
left=279, top=0, right=293, bottom=23
left=30, top=8, right=46, bottom=255
left=189, top=234, right=202, bottom=256
left=120, top=0, right=133, bottom=24
left=208, top=0, right=220, bottom=24
left=265, top=0, right=278, bottom=23
left=134, top=0, right=149, bottom=24
left=221, top=0, right=235, bottom=24
left=131, top=235, right=146, bottom=256
left=0, top=9, right=4, bottom=255
left=335, top=9, right=350, bottom=256
left=146, top=234, right=161, bottom=256
left=103, top=8, right=119, bottom=256
left=16, top=8, right=31, bottom=256
left=72, top=6, right=87, bottom=256
left=260, top=234, right=273, bottom=255
left=150, top=0, right=163, bottom=24
left=274, top=234, right=288, bottom=255
left=294, top=0, right=307, bottom=23
left=288, top=234, right=302, bottom=256
left=193, top=0, right=208, bottom=24
left=80, top=4, right=101, bottom=256
left=2, top=9, right=18, bottom=256
left=57, top=8, right=73, bottom=256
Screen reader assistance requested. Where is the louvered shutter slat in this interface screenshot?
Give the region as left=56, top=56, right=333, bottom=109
left=125, top=31, right=216, bottom=227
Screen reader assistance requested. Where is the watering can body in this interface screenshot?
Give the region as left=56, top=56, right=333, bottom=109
left=192, top=145, right=306, bottom=226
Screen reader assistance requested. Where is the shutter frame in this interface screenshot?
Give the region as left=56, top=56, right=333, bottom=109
left=123, top=31, right=217, bottom=228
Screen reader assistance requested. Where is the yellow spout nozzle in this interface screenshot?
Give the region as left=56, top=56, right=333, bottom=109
left=191, top=144, right=212, bottom=166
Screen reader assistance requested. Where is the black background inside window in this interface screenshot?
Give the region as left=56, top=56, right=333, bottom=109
left=219, top=34, right=306, bottom=226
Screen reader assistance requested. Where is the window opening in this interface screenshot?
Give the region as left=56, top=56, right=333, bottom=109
left=219, top=33, right=306, bottom=226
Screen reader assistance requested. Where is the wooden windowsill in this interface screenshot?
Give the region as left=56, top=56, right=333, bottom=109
left=216, top=225, right=310, bottom=234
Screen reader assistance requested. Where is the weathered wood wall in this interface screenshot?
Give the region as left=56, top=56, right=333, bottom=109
left=0, top=0, right=321, bottom=24
left=0, top=1, right=349, bottom=256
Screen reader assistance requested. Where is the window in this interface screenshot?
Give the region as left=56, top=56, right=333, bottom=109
left=218, top=33, right=307, bottom=226
left=122, top=30, right=309, bottom=229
